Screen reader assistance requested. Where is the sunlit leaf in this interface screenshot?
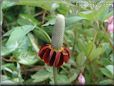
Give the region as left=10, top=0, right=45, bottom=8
left=6, top=25, right=35, bottom=54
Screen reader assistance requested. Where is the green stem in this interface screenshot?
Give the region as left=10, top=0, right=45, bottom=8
left=53, top=67, right=58, bottom=84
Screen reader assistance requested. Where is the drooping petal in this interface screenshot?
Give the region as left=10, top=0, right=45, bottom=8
left=48, top=49, right=54, bottom=65
left=56, top=53, right=64, bottom=67
left=49, top=51, right=56, bottom=66
left=38, top=45, right=50, bottom=59
left=53, top=52, right=61, bottom=67
left=64, top=48, right=70, bottom=57
left=63, top=54, right=69, bottom=63
left=63, top=48, right=70, bottom=62
left=43, top=49, right=51, bottom=64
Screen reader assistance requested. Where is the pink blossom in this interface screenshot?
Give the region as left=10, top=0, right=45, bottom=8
left=78, top=73, right=85, bottom=85
left=105, top=16, right=114, bottom=33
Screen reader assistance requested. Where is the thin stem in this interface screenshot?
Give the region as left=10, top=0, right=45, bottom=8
left=53, top=67, right=58, bottom=84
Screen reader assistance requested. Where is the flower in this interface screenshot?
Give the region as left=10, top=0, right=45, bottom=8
left=38, top=14, right=70, bottom=67
left=38, top=44, right=70, bottom=67
left=105, top=16, right=114, bottom=33
left=78, top=73, right=85, bottom=85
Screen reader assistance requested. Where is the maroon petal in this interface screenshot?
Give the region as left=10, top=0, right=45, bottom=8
left=49, top=51, right=56, bottom=66
left=53, top=52, right=61, bottom=67
left=63, top=54, right=69, bottom=63
left=43, top=49, right=51, bottom=64
left=64, top=48, right=70, bottom=57
left=56, top=53, right=64, bottom=67
left=48, top=49, right=54, bottom=65
left=63, top=48, right=70, bottom=62
left=38, top=45, right=49, bottom=59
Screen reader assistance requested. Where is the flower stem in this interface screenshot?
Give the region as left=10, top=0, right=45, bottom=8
left=53, top=67, right=57, bottom=84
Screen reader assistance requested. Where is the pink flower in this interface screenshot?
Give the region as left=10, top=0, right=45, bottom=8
left=105, top=16, right=114, bottom=33
left=78, top=73, right=85, bottom=85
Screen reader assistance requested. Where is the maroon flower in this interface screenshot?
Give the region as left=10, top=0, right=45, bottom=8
left=38, top=44, right=70, bottom=67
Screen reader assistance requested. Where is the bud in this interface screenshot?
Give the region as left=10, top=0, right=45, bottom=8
left=105, top=16, right=114, bottom=33
left=78, top=73, right=85, bottom=85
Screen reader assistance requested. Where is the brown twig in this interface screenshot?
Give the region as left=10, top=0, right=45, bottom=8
left=34, top=11, right=43, bottom=17
left=42, top=10, right=46, bottom=24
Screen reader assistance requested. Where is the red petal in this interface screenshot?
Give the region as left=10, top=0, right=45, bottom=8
left=48, top=49, right=54, bottom=65
left=63, top=54, right=69, bottom=63
left=53, top=52, right=61, bottom=67
left=49, top=51, right=56, bottom=66
left=43, top=49, right=51, bottom=64
left=38, top=45, right=50, bottom=59
left=56, top=53, right=64, bottom=67
left=63, top=48, right=70, bottom=62
left=64, top=48, right=70, bottom=57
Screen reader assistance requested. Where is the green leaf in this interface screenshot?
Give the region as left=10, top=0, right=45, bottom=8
left=13, top=36, right=38, bottom=65
left=77, top=39, right=87, bottom=54
left=99, top=79, right=114, bottom=84
left=17, top=51, right=38, bottom=65
left=105, top=65, right=114, bottom=75
left=18, top=14, right=40, bottom=26
left=33, top=27, right=51, bottom=43
left=42, top=18, right=56, bottom=26
left=6, top=25, right=35, bottom=53
left=89, top=47, right=104, bottom=61
left=31, top=69, right=51, bottom=83
left=2, top=0, right=18, bottom=9
left=0, top=1, right=3, bottom=25
left=76, top=53, right=86, bottom=67
left=69, top=73, right=78, bottom=83
left=66, top=16, right=86, bottom=26
left=78, top=10, right=95, bottom=20
left=56, top=74, right=69, bottom=84
left=1, top=46, right=15, bottom=56
left=95, top=3, right=113, bottom=21
left=28, top=33, right=39, bottom=52
left=16, top=0, right=53, bottom=10
left=86, top=41, right=94, bottom=56
left=1, top=75, right=16, bottom=85
left=100, top=68, right=113, bottom=79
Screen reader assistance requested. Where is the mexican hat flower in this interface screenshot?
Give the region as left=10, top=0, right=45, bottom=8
left=38, top=14, right=70, bottom=67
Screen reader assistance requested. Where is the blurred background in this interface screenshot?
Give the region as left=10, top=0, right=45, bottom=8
left=0, top=0, right=114, bottom=85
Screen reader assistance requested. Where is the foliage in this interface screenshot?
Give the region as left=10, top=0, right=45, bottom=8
left=1, top=0, right=114, bottom=85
